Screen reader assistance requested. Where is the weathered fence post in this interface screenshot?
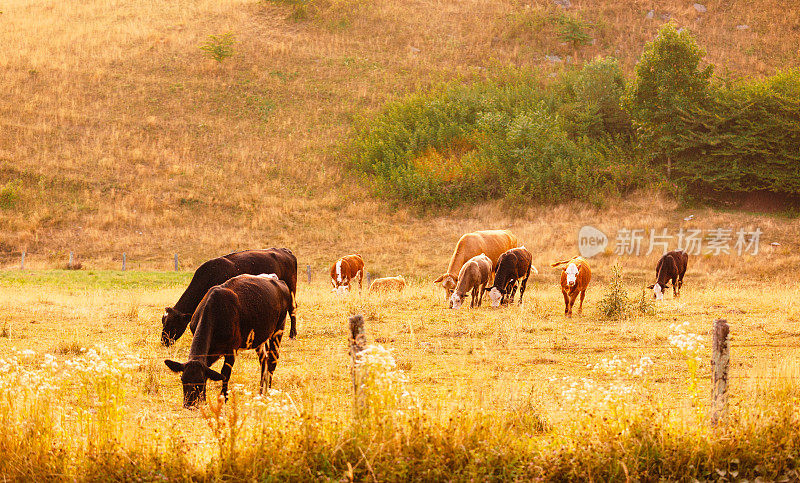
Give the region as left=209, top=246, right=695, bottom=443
left=68, top=251, right=74, bottom=269
left=711, top=318, right=730, bottom=428
left=349, top=315, right=367, bottom=411
left=122, top=252, right=126, bottom=271
left=365, top=272, right=372, bottom=287
left=307, top=265, right=311, bottom=284
left=174, top=253, right=179, bottom=271
left=20, top=251, right=25, bottom=270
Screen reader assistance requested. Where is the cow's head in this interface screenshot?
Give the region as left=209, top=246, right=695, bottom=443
left=648, top=283, right=666, bottom=300
left=565, top=263, right=579, bottom=287
left=450, top=292, right=464, bottom=310
left=487, top=286, right=504, bottom=307
left=165, top=359, right=225, bottom=408
left=161, top=307, right=191, bottom=347
left=434, top=274, right=457, bottom=305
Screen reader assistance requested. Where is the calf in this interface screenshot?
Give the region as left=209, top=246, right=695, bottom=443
left=485, top=247, right=537, bottom=307
left=161, top=248, right=298, bottom=346
left=551, top=257, right=591, bottom=317
left=450, top=253, right=493, bottom=310
left=330, top=254, right=365, bottom=294
left=164, top=274, right=292, bottom=408
left=648, top=250, right=689, bottom=300
left=368, top=275, right=406, bottom=293
left=434, top=229, right=519, bottom=307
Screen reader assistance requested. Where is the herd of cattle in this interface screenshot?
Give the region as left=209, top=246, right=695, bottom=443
left=161, top=230, right=689, bottom=407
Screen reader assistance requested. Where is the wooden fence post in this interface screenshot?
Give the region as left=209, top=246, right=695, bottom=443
left=68, top=251, right=74, bottom=269
left=174, top=253, right=179, bottom=271
left=122, top=252, right=126, bottom=271
left=349, top=315, right=367, bottom=411
left=20, top=251, right=25, bottom=270
left=711, top=318, right=730, bottom=428
left=365, top=272, right=372, bottom=287
left=307, top=265, right=311, bottom=284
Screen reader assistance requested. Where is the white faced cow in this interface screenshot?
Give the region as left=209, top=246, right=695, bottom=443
left=434, top=230, right=519, bottom=307
left=649, top=250, right=689, bottom=300
left=450, top=253, right=493, bottom=310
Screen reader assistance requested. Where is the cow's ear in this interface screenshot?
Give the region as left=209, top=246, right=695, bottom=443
left=433, top=274, right=445, bottom=284
left=647, top=284, right=654, bottom=289
left=204, top=367, right=225, bottom=381
left=165, top=360, right=185, bottom=373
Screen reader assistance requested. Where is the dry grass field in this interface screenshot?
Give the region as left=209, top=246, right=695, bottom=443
left=1, top=0, right=799, bottom=271
left=3, top=0, right=800, bottom=478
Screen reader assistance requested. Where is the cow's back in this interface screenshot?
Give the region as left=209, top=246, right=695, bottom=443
left=225, top=249, right=297, bottom=296
left=221, top=275, right=292, bottom=350
left=447, top=230, right=518, bottom=276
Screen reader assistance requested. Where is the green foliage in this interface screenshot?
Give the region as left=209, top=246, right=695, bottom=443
left=667, top=70, right=800, bottom=195
left=635, top=288, right=656, bottom=316
left=199, top=32, right=236, bottom=62
left=348, top=66, right=648, bottom=207
left=623, top=22, right=713, bottom=161
left=0, top=179, right=21, bottom=209
left=554, top=13, right=593, bottom=48
left=598, top=264, right=629, bottom=319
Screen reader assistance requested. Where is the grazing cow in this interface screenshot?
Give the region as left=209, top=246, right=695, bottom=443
left=648, top=250, right=689, bottom=300
left=368, top=275, right=406, bottom=293
left=164, top=274, right=292, bottom=408
left=551, top=256, right=591, bottom=317
left=330, top=254, right=365, bottom=294
left=450, top=253, right=493, bottom=310
left=161, top=248, right=298, bottom=346
left=485, top=247, right=537, bottom=307
left=434, top=230, right=519, bottom=307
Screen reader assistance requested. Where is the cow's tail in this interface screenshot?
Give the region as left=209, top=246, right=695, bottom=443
left=550, top=258, right=575, bottom=268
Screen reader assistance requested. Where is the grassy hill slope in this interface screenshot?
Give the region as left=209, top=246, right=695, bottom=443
left=1, top=0, right=799, bottom=274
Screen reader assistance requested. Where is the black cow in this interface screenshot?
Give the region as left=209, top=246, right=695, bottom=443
left=164, top=274, right=292, bottom=408
left=648, top=250, right=689, bottom=300
left=161, top=248, right=298, bottom=346
left=484, top=246, right=536, bottom=307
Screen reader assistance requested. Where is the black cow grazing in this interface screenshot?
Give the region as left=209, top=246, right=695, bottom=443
left=164, top=274, right=292, bottom=408
left=484, top=246, right=537, bottom=307
left=161, top=248, right=298, bottom=346
left=648, top=250, right=689, bottom=300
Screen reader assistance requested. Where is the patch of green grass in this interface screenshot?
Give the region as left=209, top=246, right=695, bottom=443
left=0, top=270, right=191, bottom=290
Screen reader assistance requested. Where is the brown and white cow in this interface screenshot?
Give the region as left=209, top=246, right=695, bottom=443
left=368, top=275, right=406, bottom=293
left=551, top=256, right=591, bottom=317
left=485, top=246, right=536, bottom=307
left=330, top=254, right=365, bottom=294
left=450, top=253, right=493, bottom=310
left=648, top=250, right=689, bottom=300
left=434, top=229, right=519, bottom=307
left=164, top=274, right=292, bottom=408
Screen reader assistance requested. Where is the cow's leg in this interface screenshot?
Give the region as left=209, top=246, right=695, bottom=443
left=518, top=277, right=528, bottom=306
left=357, top=270, right=363, bottom=291
left=672, top=277, right=679, bottom=298
left=470, top=287, right=477, bottom=308
left=220, top=354, right=235, bottom=400
left=256, top=343, right=270, bottom=394
left=264, top=329, right=284, bottom=391
left=563, top=291, right=570, bottom=316
left=578, top=289, right=586, bottom=314
left=477, top=284, right=485, bottom=307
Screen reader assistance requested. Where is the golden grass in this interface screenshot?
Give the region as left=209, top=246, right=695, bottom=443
left=1, top=0, right=799, bottom=272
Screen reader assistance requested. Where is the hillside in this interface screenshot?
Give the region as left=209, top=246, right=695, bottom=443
left=1, top=0, right=799, bottom=273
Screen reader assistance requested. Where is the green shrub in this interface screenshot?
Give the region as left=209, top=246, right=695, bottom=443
left=348, top=67, right=651, bottom=207
left=622, top=23, right=713, bottom=163
left=0, top=179, right=21, bottom=209
left=199, top=33, right=236, bottom=62
left=598, top=264, right=629, bottom=319
left=668, top=70, right=800, bottom=195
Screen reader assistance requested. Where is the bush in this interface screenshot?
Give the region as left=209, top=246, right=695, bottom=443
left=622, top=23, right=713, bottom=162
left=0, top=179, right=21, bottom=209
left=199, top=33, right=236, bottom=62
left=668, top=70, right=800, bottom=195
left=348, top=67, right=650, bottom=207
left=598, top=264, right=629, bottom=319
